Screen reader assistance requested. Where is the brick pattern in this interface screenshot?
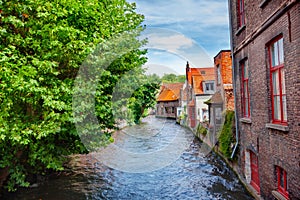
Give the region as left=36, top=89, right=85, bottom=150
left=213, top=50, right=234, bottom=111
left=229, top=0, right=300, bottom=199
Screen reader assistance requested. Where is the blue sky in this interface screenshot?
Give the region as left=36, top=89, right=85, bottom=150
left=128, top=0, right=230, bottom=75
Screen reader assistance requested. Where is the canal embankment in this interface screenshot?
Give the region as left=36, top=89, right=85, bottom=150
left=180, top=113, right=261, bottom=200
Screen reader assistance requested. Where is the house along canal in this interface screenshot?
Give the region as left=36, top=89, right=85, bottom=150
left=2, top=117, right=253, bottom=200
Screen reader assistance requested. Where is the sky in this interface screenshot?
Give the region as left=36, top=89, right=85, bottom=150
left=128, top=0, right=231, bottom=75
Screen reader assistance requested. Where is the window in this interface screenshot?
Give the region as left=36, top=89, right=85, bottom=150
left=276, top=166, right=289, bottom=199
left=217, top=65, right=221, bottom=85
left=238, top=0, right=245, bottom=27
left=202, top=109, right=208, bottom=121
left=203, top=81, right=215, bottom=94
left=269, top=37, right=287, bottom=124
left=241, top=61, right=250, bottom=118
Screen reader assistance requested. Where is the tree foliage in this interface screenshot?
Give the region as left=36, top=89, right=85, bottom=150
left=218, top=110, right=236, bottom=159
left=161, top=73, right=185, bottom=83
left=0, top=0, right=146, bottom=191
left=128, top=74, right=160, bottom=124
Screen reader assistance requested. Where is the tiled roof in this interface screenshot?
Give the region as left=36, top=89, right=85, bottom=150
left=189, top=68, right=215, bottom=95
left=208, top=91, right=223, bottom=104
left=157, top=82, right=184, bottom=102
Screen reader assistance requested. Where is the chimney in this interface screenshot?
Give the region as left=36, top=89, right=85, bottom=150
left=186, top=61, right=190, bottom=81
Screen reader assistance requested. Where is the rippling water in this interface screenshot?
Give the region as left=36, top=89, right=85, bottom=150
left=2, top=117, right=253, bottom=200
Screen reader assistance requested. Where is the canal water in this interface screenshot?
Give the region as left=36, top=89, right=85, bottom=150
left=2, top=117, right=253, bottom=200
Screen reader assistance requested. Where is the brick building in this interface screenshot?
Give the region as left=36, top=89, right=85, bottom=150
left=228, top=0, right=299, bottom=199
left=156, top=83, right=184, bottom=119
left=185, top=63, right=215, bottom=128
left=207, top=50, right=234, bottom=144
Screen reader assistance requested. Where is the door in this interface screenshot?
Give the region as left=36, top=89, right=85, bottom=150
left=250, top=151, right=260, bottom=193
left=189, top=106, right=195, bottom=128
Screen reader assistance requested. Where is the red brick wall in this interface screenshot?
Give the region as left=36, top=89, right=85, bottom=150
left=229, top=0, right=300, bottom=199
left=214, top=50, right=234, bottom=111
left=214, top=51, right=233, bottom=86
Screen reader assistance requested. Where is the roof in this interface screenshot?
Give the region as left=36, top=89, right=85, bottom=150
left=213, top=49, right=231, bottom=60
left=207, top=91, right=223, bottom=104
left=157, top=82, right=184, bottom=102
left=189, top=68, right=215, bottom=95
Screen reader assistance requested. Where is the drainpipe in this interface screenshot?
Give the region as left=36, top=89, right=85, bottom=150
left=228, top=0, right=239, bottom=159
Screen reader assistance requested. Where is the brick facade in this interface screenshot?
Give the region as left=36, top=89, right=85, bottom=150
left=229, top=0, right=300, bottom=199
left=213, top=50, right=234, bottom=111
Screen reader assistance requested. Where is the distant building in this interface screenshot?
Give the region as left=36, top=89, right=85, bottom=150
left=229, top=0, right=299, bottom=199
left=156, top=83, right=184, bottom=119
left=206, top=50, right=233, bottom=142
left=185, top=62, right=215, bottom=128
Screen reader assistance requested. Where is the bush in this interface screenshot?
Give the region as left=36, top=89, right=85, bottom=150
left=197, top=123, right=208, bottom=136
left=218, top=110, right=235, bottom=159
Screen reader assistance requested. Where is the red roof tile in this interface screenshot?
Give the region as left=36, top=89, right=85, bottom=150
left=157, top=82, right=184, bottom=102
left=189, top=68, right=215, bottom=95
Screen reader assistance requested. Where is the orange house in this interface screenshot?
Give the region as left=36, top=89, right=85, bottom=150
left=156, top=83, right=184, bottom=119
left=185, top=62, right=215, bottom=128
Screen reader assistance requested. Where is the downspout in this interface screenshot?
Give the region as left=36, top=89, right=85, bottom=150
left=228, top=0, right=239, bottom=159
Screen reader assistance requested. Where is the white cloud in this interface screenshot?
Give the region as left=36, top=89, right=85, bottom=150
left=146, top=33, right=194, bottom=52
left=132, top=0, right=229, bottom=28
left=140, top=28, right=213, bottom=69
left=127, top=0, right=229, bottom=71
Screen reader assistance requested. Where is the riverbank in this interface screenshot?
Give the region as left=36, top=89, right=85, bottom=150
left=183, top=123, right=261, bottom=200
left=1, top=117, right=254, bottom=200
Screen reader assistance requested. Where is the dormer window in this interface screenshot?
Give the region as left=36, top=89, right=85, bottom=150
left=203, top=81, right=215, bottom=94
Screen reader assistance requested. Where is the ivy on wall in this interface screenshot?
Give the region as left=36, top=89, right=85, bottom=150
left=218, top=110, right=236, bottom=159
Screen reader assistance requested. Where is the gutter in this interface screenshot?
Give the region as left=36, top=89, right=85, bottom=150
left=227, top=0, right=239, bottom=159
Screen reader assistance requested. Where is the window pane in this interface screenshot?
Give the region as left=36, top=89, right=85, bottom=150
left=243, top=82, right=249, bottom=116
left=217, top=66, right=221, bottom=84
left=272, top=71, right=280, bottom=95
left=244, top=62, right=248, bottom=79
left=283, top=95, right=287, bottom=121
left=281, top=68, right=286, bottom=95
left=245, top=97, right=249, bottom=116
left=271, top=42, right=279, bottom=66
left=243, top=82, right=247, bottom=96
left=280, top=168, right=284, bottom=188
left=278, top=38, right=284, bottom=64
left=239, top=0, right=244, bottom=25
left=274, top=96, right=281, bottom=120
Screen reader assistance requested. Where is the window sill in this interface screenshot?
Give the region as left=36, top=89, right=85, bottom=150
left=272, top=190, right=288, bottom=200
left=259, top=0, right=270, bottom=8
left=240, top=118, right=252, bottom=124
left=266, top=123, right=289, bottom=132
left=235, top=25, right=246, bottom=36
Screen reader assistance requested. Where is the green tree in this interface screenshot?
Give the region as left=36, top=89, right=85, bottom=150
left=161, top=73, right=185, bottom=83
left=0, top=0, right=146, bottom=191
left=128, top=74, right=160, bottom=124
